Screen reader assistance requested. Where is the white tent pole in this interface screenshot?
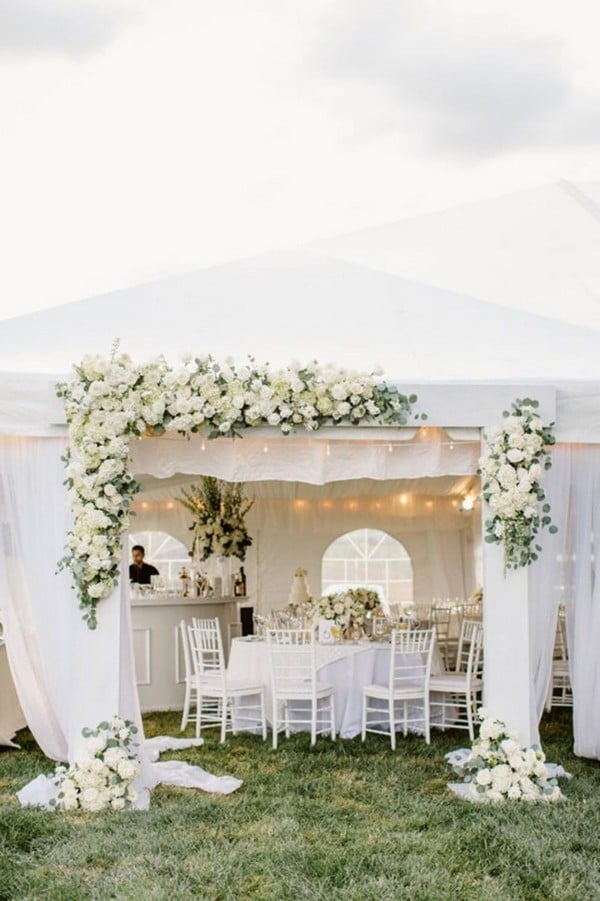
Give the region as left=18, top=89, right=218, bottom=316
left=481, top=428, right=538, bottom=748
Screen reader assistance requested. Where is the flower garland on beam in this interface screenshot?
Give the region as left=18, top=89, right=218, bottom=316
left=479, top=398, right=557, bottom=571
left=57, top=350, right=424, bottom=628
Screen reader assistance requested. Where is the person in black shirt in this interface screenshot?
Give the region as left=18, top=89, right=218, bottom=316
left=129, top=545, right=159, bottom=584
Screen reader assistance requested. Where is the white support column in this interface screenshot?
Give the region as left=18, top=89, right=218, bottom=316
left=482, top=493, right=539, bottom=748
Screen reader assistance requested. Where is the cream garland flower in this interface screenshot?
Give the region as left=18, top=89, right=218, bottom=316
left=479, top=398, right=557, bottom=570
left=57, top=349, right=424, bottom=628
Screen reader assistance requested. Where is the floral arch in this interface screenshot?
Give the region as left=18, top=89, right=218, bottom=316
left=57, top=351, right=423, bottom=627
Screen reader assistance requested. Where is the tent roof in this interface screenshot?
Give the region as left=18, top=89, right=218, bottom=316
left=2, top=179, right=600, bottom=380
left=0, top=181, right=599, bottom=435
left=310, top=180, right=600, bottom=332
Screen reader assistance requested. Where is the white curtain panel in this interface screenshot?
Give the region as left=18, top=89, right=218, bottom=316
left=0, top=437, right=72, bottom=760
left=0, top=436, right=139, bottom=764
left=530, top=444, right=600, bottom=759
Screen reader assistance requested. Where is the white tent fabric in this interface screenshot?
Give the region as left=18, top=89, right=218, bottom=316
left=310, top=180, right=600, bottom=332
left=0, top=184, right=599, bottom=386
left=0, top=181, right=599, bottom=761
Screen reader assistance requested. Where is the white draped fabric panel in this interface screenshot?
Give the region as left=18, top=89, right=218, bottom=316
left=0, top=437, right=242, bottom=804
left=131, top=429, right=479, bottom=483
left=0, top=437, right=135, bottom=763
left=530, top=444, right=600, bottom=758
left=0, top=437, right=72, bottom=760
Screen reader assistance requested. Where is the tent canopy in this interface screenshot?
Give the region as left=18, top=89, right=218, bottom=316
left=0, top=181, right=599, bottom=436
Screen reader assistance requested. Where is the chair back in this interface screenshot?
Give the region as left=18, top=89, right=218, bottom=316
left=455, top=618, right=483, bottom=673
left=389, top=627, right=436, bottom=692
left=187, top=618, right=226, bottom=683
left=465, top=623, right=484, bottom=689
left=554, top=613, right=568, bottom=661
left=266, top=627, right=316, bottom=695
left=179, top=619, right=193, bottom=683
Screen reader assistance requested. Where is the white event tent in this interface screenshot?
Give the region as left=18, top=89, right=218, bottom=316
left=1, top=180, right=600, bottom=788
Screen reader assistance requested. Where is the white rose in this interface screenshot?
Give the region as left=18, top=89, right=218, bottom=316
left=476, top=768, right=492, bottom=786
left=116, top=757, right=139, bottom=780
left=506, top=448, right=525, bottom=464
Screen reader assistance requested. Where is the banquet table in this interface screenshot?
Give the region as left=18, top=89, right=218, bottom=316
left=228, top=637, right=445, bottom=739
left=0, top=639, right=26, bottom=747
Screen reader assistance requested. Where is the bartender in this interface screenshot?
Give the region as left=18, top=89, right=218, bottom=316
left=129, top=545, right=160, bottom=584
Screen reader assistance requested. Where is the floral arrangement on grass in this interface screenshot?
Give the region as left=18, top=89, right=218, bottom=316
left=313, top=587, right=382, bottom=632
left=448, top=709, right=562, bottom=803
left=50, top=717, right=140, bottom=812
left=179, top=477, right=254, bottom=561
left=57, top=349, right=422, bottom=628
left=479, top=398, right=557, bottom=570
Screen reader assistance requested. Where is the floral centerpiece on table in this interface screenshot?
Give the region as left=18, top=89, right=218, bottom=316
left=179, top=476, right=253, bottom=561
left=50, top=716, right=140, bottom=812
left=479, top=398, right=557, bottom=570
left=447, top=709, right=563, bottom=803
left=313, top=587, right=382, bottom=637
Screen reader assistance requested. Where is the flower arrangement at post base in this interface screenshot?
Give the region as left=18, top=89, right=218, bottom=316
left=448, top=709, right=562, bottom=803
left=479, top=398, right=557, bottom=571
left=179, top=476, right=254, bottom=562
left=312, top=587, right=382, bottom=638
left=56, top=348, right=423, bottom=628
left=50, top=716, right=140, bottom=812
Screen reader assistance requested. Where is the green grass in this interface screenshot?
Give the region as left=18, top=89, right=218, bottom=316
left=1, top=710, right=599, bottom=900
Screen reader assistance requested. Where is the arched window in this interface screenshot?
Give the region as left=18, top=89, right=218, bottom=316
left=129, top=531, right=189, bottom=582
left=322, top=528, right=413, bottom=610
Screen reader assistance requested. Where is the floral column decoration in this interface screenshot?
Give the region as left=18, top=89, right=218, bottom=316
left=479, top=398, right=557, bottom=570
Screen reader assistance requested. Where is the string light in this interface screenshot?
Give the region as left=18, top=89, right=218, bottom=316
left=200, top=441, right=206, bottom=451
left=263, top=444, right=268, bottom=453
left=388, top=443, right=393, bottom=453
left=326, top=444, right=331, bottom=457
left=400, top=494, right=409, bottom=506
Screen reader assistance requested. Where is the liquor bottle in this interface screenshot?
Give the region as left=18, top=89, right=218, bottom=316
left=236, top=566, right=246, bottom=598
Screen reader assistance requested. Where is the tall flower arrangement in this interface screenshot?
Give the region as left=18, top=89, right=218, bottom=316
left=57, top=350, right=422, bottom=628
left=179, top=477, right=254, bottom=561
left=479, top=398, right=557, bottom=570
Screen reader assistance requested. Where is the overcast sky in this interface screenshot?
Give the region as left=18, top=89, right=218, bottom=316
left=1, top=0, right=600, bottom=320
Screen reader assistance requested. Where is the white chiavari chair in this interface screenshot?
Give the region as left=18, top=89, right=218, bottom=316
left=266, top=626, right=336, bottom=750
left=361, top=628, right=436, bottom=748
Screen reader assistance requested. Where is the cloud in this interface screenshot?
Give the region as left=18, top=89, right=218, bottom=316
left=310, top=0, right=600, bottom=157
left=0, top=0, right=140, bottom=60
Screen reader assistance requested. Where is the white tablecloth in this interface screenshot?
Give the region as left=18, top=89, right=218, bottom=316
left=228, top=638, right=444, bottom=739
left=0, top=640, right=26, bottom=747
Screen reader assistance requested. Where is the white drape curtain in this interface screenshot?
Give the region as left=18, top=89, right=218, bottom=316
left=0, top=437, right=72, bottom=760
left=0, top=437, right=241, bottom=805
left=0, top=437, right=144, bottom=765
left=530, top=444, right=600, bottom=759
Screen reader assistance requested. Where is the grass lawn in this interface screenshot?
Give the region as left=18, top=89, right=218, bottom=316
left=1, top=709, right=599, bottom=900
